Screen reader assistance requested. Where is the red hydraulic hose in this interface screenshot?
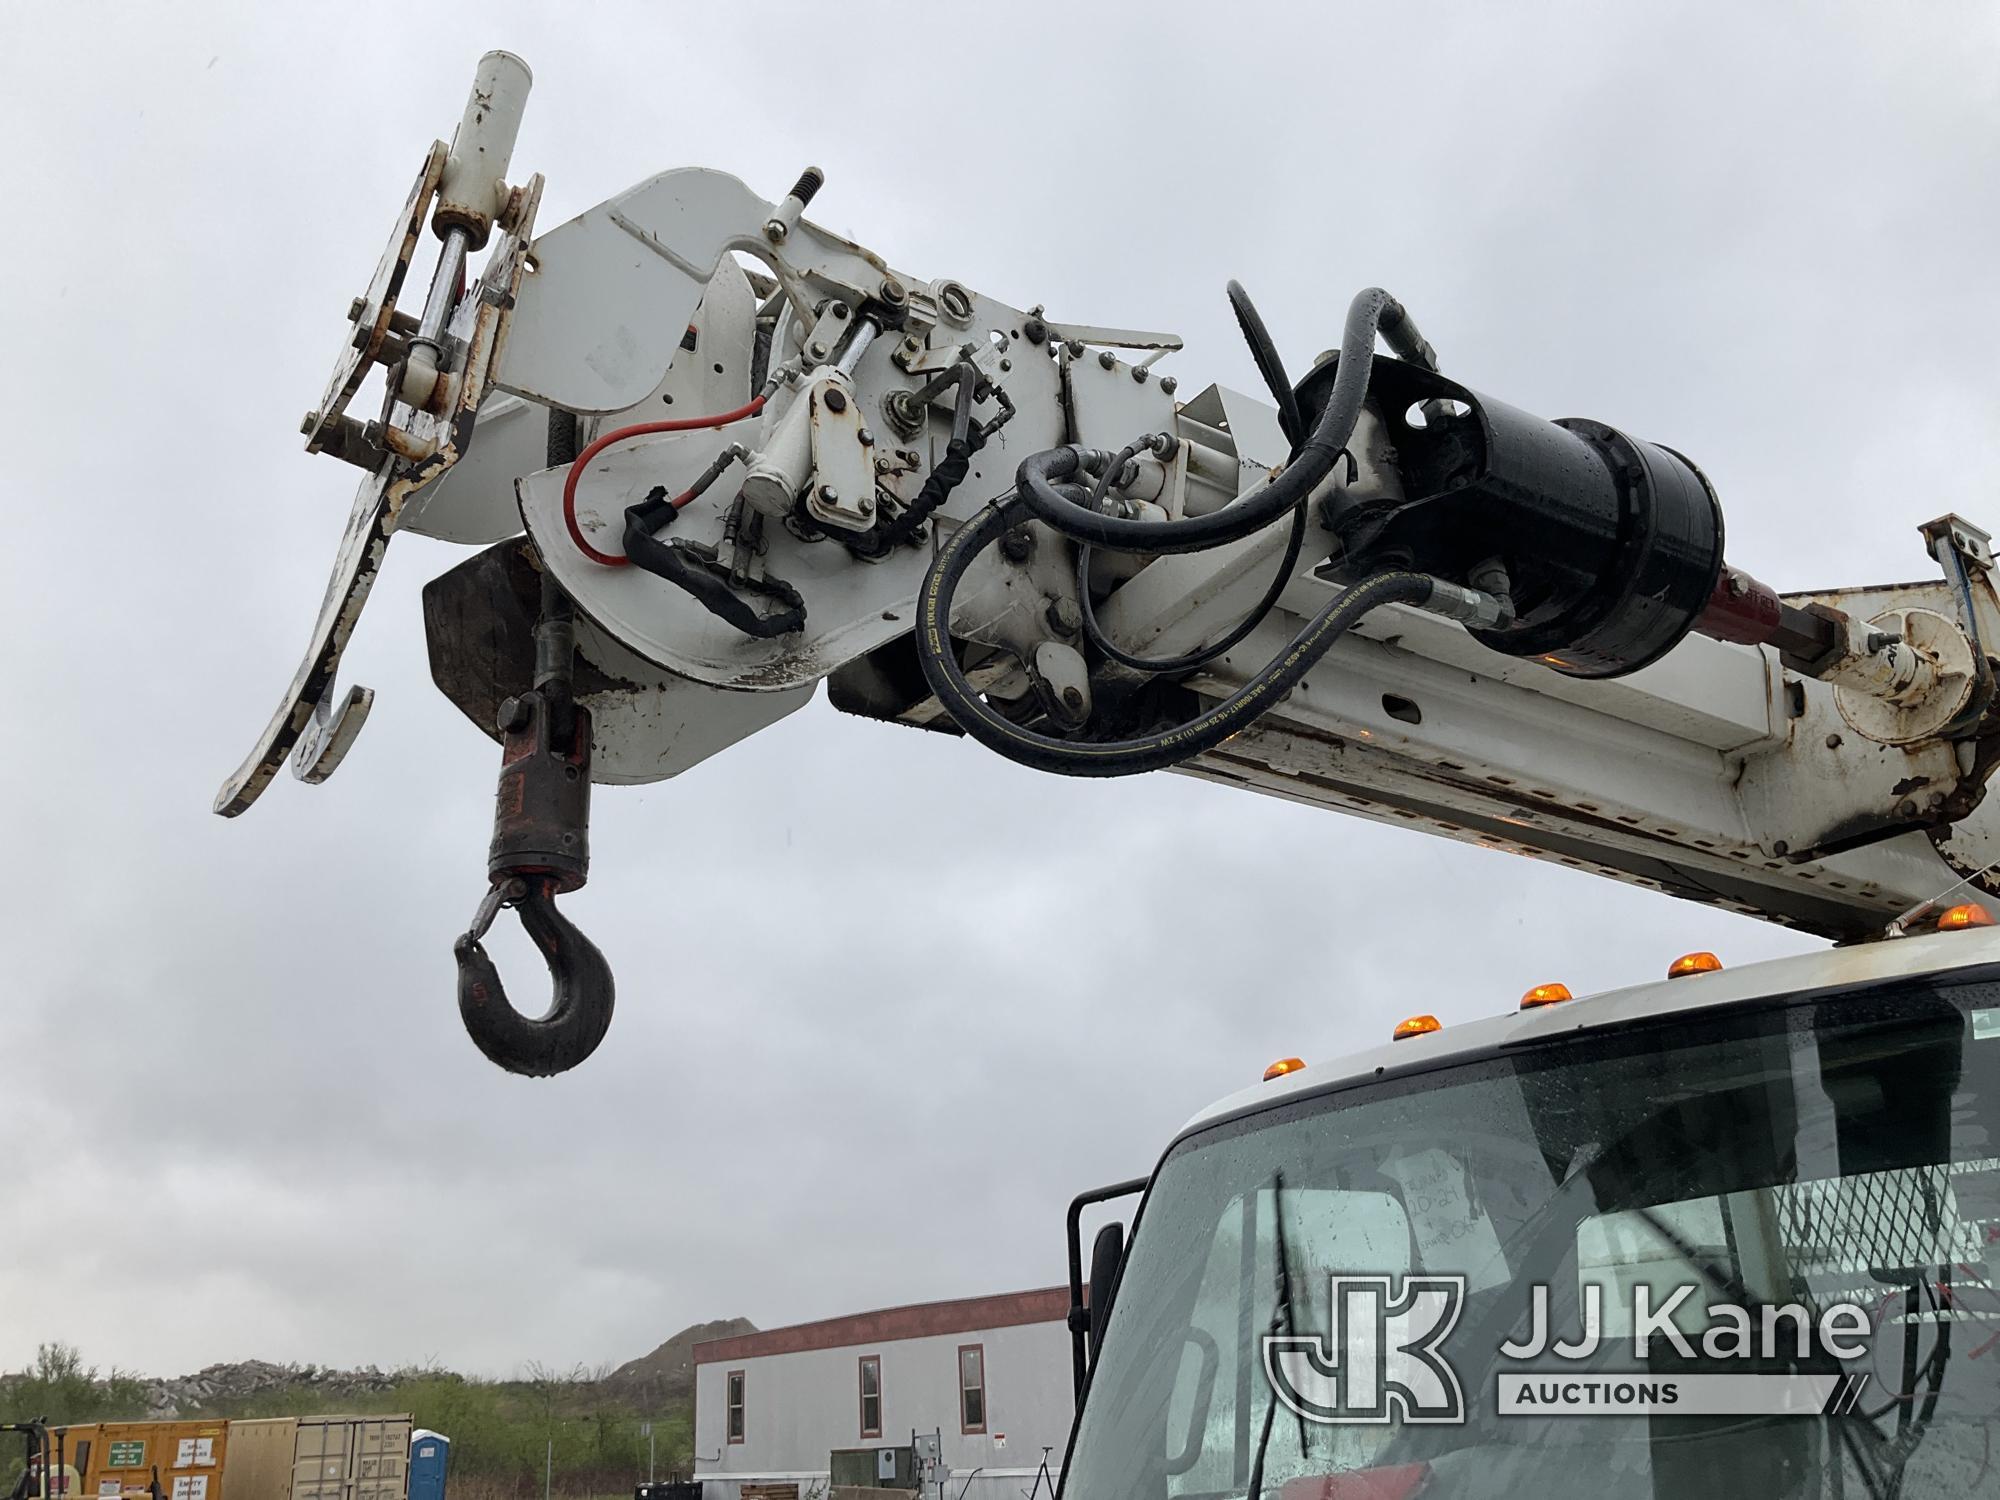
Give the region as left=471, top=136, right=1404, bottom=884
left=561, top=396, right=768, bottom=566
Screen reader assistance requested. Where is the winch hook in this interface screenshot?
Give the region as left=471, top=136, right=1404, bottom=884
left=453, top=573, right=615, bottom=1076
left=455, top=874, right=615, bottom=1076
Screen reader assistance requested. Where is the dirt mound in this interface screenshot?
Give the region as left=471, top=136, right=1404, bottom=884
left=603, top=1320, right=756, bottom=1405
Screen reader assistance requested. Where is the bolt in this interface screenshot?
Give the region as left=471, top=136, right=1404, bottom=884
left=876, top=458, right=894, bottom=474
left=900, top=336, right=921, bottom=356
left=1023, top=313, right=1047, bottom=344
left=820, top=485, right=840, bottom=504
left=1066, top=339, right=1085, bottom=358
left=1867, top=630, right=1902, bottom=654
left=1726, top=572, right=1749, bottom=598
left=1098, top=350, right=1117, bottom=370
left=832, top=302, right=850, bottom=320
left=1160, top=376, right=1178, bottom=395
left=496, top=696, right=531, bottom=733
left=823, top=388, right=848, bottom=413
left=1061, top=685, right=1085, bottom=711
left=1898, top=799, right=1918, bottom=818
left=1825, top=733, right=1843, bottom=749
left=1772, top=840, right=1789, bottom=857
left=300, top=410, right=320, bottom=436
left=1001, top=527, right=1035, bottom=563
left=1046, top=597, right=1083, bottom=636
left=858, top=496, right=874, bottom=516
left=1132, top=366, right=1149, bottom=383
left=347, top=296, right=368, bottom=322
left=561, top=830, right=579, bottom=845
left=999, top=358, right=1012, bottom=372
left=1929, top=791, right=1949, bottom=811
left=858, top=427, right=874, bottom=444
left=877, top=277, right=908, bottom=307
left=810, top=341, right=829, bottom=359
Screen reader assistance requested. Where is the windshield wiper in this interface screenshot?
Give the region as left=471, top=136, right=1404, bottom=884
left=1246, top=1168, right=1306, bottom=1500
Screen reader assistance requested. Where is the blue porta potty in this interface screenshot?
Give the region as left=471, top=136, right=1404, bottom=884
left=409, top=1430, right=451, bottom=1500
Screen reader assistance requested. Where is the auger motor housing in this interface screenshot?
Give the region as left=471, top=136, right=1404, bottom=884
left=1307, top=354, right=1726, bottom=678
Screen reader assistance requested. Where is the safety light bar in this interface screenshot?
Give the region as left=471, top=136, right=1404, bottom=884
left=1393, top=1015, right=1442, bottom=1040
left=1263, top=1057, right=1306, bottom=1081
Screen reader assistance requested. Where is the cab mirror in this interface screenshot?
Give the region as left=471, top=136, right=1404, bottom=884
left=1087, top=1220, right=1126, bottom=1365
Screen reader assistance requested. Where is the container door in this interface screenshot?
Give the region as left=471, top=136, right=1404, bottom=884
left=289, top=1422, right=347, bottom=1500
left=348, top=1421, right=409, bottom=1500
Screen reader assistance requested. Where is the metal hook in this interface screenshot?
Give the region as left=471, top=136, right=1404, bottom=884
left=454, top=874, right=616, bottom=1077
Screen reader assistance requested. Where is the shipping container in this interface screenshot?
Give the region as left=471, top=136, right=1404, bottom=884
left=47, top=1417, right=410, bottom=1500
left=217, top=1422, right=297, bottom=1500
left=58, top=1420, right=230, bottom=1500
left=288, top=1418, right=410, bottom=1500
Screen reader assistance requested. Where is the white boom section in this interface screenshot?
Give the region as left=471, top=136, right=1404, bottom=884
left=232, top=61, right=2000, bottom=952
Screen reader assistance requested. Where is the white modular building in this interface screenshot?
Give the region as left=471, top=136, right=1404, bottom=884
left=692, top=1288, right=1076, bottom=1500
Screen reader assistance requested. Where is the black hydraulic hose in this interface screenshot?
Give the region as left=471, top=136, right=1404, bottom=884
left=865, top=362, right=984, bottom=556
left=1075, top=501, right=1311, bottom=675
left=1378, top=296, right=1439, bottom=373
left=1013, top=286, right=1413, bottom=556
left=1226, top=278, right=1303, bottom=449
left=623, top=490, right=806, bottom=638
left=916, top=493, right=1432, bottom=777
left=1085, top=435, right=1154, bottom=515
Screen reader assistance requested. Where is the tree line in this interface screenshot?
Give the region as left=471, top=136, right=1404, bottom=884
left=0, top=1346, right=695, bottom=1500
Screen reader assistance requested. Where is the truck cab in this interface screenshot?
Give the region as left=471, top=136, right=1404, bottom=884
left=1062, top=919, right=2000, bottom=1498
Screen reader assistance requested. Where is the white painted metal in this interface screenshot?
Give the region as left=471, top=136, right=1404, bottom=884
left=1183, top=924, right=2000, bottom=1136
left=397, top=392, right=541, bottom=542
left=436, top=51, right=531, bottom=238
left=520, top=278, right=1063, bottom=694
left=245, top=55, right=2000, bottom=956
left=499, top=167, right=908, bottom=415
left=567, top=617, right=813, bottom=785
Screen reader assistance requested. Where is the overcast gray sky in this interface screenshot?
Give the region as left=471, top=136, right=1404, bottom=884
left=3, top=1, right=1997, bottom=1380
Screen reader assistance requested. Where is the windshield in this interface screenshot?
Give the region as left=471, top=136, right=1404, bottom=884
left=1064, top=969, right=2000, bottom=1499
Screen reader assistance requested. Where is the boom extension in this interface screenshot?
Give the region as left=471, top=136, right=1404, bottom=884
left=218, top=53, right=2000, bottom=1074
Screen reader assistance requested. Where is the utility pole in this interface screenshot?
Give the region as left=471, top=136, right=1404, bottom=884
left=544, top=1438, right=552, bottom=1500
left=641, top=1423, right=654, bottom=1485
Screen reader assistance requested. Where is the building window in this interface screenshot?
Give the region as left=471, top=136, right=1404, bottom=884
left=958, top=1344, right=986, bottom=1434
left=859, top=1355, right=882, bottom=1438
left=727, top=1370, right=746, bottom=1443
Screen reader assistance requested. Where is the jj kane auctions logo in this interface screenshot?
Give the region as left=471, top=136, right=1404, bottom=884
left=1263, top=1277, right=1876, bottom=1422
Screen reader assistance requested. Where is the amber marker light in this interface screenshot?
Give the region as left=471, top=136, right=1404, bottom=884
left=1667, top=951, right=1724, bottom=979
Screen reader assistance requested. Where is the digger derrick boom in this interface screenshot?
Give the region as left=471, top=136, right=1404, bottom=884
left=219, top=52, right=2000, bottom=1071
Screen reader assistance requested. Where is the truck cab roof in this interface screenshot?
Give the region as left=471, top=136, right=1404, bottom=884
left=1178, top=920, right=2000, bottom=1143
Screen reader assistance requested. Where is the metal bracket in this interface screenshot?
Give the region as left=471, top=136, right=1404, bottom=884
left=214, top=176, right=543, bottom=817
left=301, top=142, right=448, bottom=467
left=292, top=683, right=375, bottom=784
left=804, top=382, right=877, bottom=532
left=1920, top=512, right=1998, bottom=736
